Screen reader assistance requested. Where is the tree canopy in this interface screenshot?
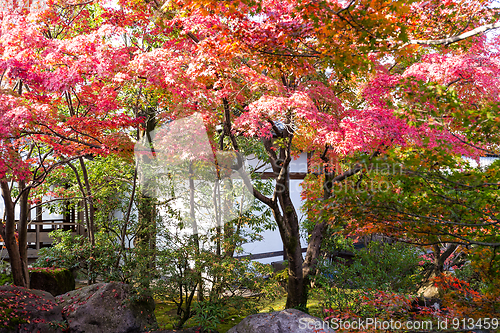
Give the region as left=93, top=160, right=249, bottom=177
left=0, top=0, right=499, bottom=310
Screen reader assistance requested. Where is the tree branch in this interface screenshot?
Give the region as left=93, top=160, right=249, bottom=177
left=409, top=21, right=500, bottom=46
left=332, top=164, right=362, bottom=182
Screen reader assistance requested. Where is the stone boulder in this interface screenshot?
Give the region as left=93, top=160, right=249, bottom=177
left=57, top=282, right=157, bottom=333
left=30, top=267, right=75, bottom=296
left=417, top=278, right=440, bottom=299
left=0, top=285, right=64, bottom=333
left=227, top=309, right=335, bottom=333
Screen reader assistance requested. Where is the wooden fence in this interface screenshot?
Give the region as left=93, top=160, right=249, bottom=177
left=1, top=219, right=85, bottom=261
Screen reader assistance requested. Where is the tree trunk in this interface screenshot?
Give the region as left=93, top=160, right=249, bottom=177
left=271, top=136, right=310, bottom=309
left=282, top=147, right=334, bottom=309
left=79, top=157, right=95, bottom=246
left=1, top=181, right=29, bottom=288
left=136, top=193, right=156, bottom=260
left=135, top=106, right=158, bottom=281
left=427, top=243, right=457, bottom=279
left=280, top=202, right=326, bottom=309
left=17, top=180, right=30, bottom=288
left=221, top=99, right=327, bottom=309
left=274, top=198, right=305, bottom=309
left=188, top=163, right=204, bottom=302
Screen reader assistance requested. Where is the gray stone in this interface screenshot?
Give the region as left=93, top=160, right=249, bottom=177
left=57, top=282, right=157, bottom=333
left=227, top=309, right=335, bottom=333
left=417, top=280, right=440, bottom=299
left=0, top=285, right=64, bottom=333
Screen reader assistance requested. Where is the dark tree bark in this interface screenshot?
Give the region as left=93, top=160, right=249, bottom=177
left=135, top=106, right=159, bottom=286
left=79, top=157, right=95, bottom=246
left=427, top=243, right=458, bottom=279
left=221, top=98, right=330, bottom=309
left=1, top=181, right=29, bottom=288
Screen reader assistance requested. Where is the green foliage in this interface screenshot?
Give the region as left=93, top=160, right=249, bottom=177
left=315, top=241, right=425, bottom=316
left=453, top=261, right=489, bottom=293
left=272, top=267, right=289, bottom=290
left=47, top=320, right=69, bottom=331
left=33, top=229, right=121, bottom=283
left=0, top=261, right=12, bottom=286
left=31, top=141, right=278, bottom=329
left=192, top=300, right=228, bottom=332
left=252, top=262, right=286, bottom=301
left=153, top=230, right=276, bottom=330
left=331, top=153, right=500, bottom=274
left=36, top=154, right=135, bottom=230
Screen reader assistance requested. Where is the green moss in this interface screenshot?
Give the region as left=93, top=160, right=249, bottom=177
left=288, top=236, right=298, bottom=251
left=154, top=293, right=325, bottom=333
left=29, top=267, right=75, bottom=296
left=51, top=268, right=74, bottom=288
left=29, top=267, right=66, bottom=273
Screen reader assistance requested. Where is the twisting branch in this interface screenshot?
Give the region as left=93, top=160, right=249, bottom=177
left=222, top=98, right=275, bottom=208
left=409, top=21, right=500, bottom=46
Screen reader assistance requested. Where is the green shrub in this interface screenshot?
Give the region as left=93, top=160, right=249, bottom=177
left=321, top=241, right=424, bottom=292
left=192, top=300, right=228, bottom=333
left=452, top=260, right=489, bottom=292
left=33, top=229, right=121, bottom=284
left=0, top=261, right=12, bottom=286
left=315, top=241, right=425, bottom=316
left=153, top=233, right=277, bottom=330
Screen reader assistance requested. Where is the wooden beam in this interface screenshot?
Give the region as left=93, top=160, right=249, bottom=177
left=234, top=247, right=308, bottom=260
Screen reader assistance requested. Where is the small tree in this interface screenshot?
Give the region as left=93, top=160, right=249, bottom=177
left=0, top=5, right=137, bottom=287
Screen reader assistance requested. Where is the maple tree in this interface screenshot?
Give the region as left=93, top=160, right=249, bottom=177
left=348, top=40, right=499, bottom=237
left=143, top=0, right=500, bottom=308
left=0, top=1, right=137, bottom=287
left=301, top=6, right=500, bottom=316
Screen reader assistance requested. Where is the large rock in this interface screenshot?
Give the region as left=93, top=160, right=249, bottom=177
left=0, top=285, right=64, bottom=333
left=57, top=282, right=157, bottom=333
left=227, top=309, right=335, bottom=333
left=417, top=277, right=440, bottom=299
left=30, top=267, right=75, bottom=296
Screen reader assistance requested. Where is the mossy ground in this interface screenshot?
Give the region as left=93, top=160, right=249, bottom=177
left=154, top=292, right=324, bottom=333
left=154, top=301, right=248, bottom=332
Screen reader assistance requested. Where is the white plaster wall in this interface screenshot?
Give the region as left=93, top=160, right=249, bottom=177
left=240, top=154, right=309, bottom=264
left=0, top=192, right=63, bottom=224
left=464, top=156, right=498, bottom=169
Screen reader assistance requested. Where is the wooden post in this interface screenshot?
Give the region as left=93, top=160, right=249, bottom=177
left=71, top=206, right=76, bottom=233
left=36, top=205, right=42, bottom=251
left=78, top=201, right=86, bottom=237
left=63, top=201, right=70, bottom=231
